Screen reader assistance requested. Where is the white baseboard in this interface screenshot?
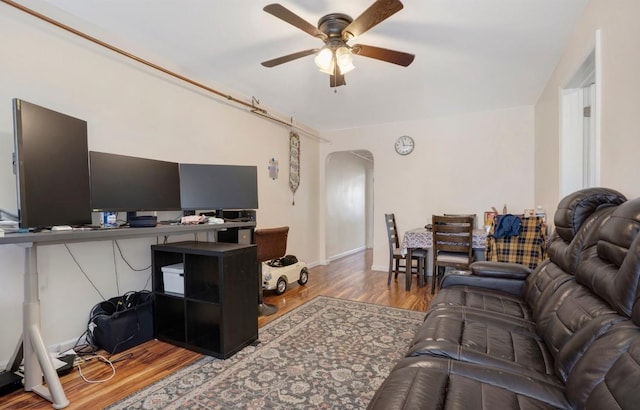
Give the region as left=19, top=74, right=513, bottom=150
left=328, top=246, right=366, bottom=262
left=306, top=260, right=328, bottom=268
left=48, top=335, right=87, bottom=355
left=0, top=336, right=86, bottom=369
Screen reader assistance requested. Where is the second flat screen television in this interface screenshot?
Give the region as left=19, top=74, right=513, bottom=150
left=89, top=151, right=181, bottom=214
left=179, top=164, right=258, bottom=211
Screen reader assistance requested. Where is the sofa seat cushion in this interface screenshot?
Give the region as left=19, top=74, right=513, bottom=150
left=407, top=309, right=558, bottom=380
left=414, top=277, right=623, bottom=383
left=429, top=285, right=534, bottom=320
left=430, top=263, right=575, bottom=324
left=367, top=357, right=571, bottom=410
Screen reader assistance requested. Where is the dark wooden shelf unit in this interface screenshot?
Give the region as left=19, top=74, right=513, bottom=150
left=151, top=241, right=258, bottom=359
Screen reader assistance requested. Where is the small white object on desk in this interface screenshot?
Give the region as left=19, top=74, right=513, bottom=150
left=0, top=220, right=18, bottom=234
left=181, top=215, right=206, bottom=224
left=51, top=225, right=73, bottom=231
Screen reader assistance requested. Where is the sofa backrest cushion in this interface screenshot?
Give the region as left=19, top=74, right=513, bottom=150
left=565, top=321, right=640, bottom=408
left=535, top=280, right=619, bottom=366
left=575, top=197, right=640, bottom=319
left=547, top=205, right=618, bottom=274
left=553, top=187, right=626, bottom=244
left=523, top=191, right=622, bottom=316
left=524, top=262, right=575, bottom=322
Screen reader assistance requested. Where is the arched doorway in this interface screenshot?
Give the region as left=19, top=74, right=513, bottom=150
left=324, top=150, right=374, bottom=260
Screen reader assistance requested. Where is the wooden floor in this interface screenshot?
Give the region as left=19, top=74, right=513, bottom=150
left=1, top=249, right=433, bottom=409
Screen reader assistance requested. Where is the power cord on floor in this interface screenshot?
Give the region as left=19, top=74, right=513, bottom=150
left=75, top=354, right=116, bottom=383
left=111, top=352, right=134, bottom=363
left=69, top=327, right=136, bottom=384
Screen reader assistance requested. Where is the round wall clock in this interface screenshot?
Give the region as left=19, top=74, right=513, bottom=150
left=394, top=135, right=414, bottom=155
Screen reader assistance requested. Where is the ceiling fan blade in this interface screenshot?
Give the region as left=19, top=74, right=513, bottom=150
left=261, top=49, right=319, bottom=67
left=342, top=0, right=404, bottom=40
left=352, top=44, right=414, bottom=66
left=264, top=4, right=327, bottom=41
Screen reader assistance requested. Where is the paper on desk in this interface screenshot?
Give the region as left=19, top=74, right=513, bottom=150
left=0, top=220, right=19, bottom=234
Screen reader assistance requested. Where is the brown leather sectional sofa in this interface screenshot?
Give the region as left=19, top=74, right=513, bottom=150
left=369, top=187, right=640, bottom=409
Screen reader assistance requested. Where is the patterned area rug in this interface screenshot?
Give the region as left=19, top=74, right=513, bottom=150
left=107, top=296, right=425, bottom=409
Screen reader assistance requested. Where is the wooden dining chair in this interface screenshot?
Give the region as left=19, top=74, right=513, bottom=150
left=384, top=213, right=427, bottom=288
left=431, top=215, right=475, bottom=293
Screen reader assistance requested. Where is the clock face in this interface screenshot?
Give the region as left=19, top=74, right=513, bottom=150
left=394, top=135, right=414, bottom=155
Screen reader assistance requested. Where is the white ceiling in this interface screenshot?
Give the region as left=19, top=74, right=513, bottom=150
left=26, top=0, right=590, bottom=132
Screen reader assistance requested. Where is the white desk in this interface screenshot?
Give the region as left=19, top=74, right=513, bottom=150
left=0, top=222, right=255, bottom=408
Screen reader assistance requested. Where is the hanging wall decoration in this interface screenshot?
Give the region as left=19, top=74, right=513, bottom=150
left=268, top=158, right=279, bottom=180
left=289, top=131, right=300, bottom=205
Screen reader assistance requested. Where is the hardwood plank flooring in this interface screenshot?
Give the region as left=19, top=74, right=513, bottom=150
left=1, top=249, right=432, bottom=409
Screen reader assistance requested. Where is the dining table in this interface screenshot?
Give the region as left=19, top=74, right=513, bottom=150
left=400, top=227, right=488, bottom=291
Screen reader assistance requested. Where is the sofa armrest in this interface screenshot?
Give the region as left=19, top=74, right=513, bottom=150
left=470, top=261, right=531, bottom=280
left=439, top=261, right=531, bottom=296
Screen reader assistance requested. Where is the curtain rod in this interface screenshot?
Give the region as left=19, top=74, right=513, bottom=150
left=2, top=0, right=323, bottom=140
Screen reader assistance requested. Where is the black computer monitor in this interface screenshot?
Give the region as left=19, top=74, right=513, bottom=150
left=179, top=163, right=258, bottom=211
left=89, top=151, right=181, bottom=217
left=12, top=99, right=92, bottom=229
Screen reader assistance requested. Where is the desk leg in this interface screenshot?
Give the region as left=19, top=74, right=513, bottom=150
left=405, top=248, right=412, bottom=291
left=21, top=244, right=69, bottom=409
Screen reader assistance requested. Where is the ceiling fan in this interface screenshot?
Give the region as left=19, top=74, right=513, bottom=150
left=261, top=0, right=415, bottom=87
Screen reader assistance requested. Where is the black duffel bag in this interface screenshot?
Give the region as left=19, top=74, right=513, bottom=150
left=87, top=291, right=153, bottom=355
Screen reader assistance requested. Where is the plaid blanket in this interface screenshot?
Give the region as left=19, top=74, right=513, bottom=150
left=485, top=216, right=547, bottom=270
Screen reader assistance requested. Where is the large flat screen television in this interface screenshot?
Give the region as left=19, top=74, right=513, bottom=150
left=13, top=98, right=92, bottom=229
left=179, top=164, right=258, bottom=211
left=89, top=151, right=181, bottom=215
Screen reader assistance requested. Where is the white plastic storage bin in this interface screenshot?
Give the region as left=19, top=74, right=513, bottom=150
left=161, top=263, right=184, bottom=295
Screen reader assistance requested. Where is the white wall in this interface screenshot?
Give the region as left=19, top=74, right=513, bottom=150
left=325, top=151, right=372, bottom=260
left=319, top=106, right=535, bottom=272
left=535, top=0, right=640, bottom=208
left=0, top=5, right=320, bottom=360
left=0, top=127, right=15, bottom=215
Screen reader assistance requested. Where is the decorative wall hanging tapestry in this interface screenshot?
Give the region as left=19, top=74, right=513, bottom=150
left=289, top=131, right=300, bottom=205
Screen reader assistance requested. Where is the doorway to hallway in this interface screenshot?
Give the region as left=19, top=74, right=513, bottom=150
left=324, top=150, right=374, bottom=261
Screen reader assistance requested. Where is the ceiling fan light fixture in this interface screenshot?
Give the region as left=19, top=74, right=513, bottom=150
left=263, top=2, right=412, bottom=86
left=314, top=47, right=334, bottom=74
left=335, top=46, right=355, bottom=74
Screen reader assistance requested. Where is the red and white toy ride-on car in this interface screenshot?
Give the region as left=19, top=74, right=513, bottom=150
left=262, top=254, right=309, bottom=295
